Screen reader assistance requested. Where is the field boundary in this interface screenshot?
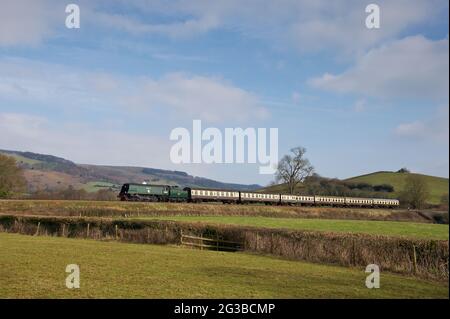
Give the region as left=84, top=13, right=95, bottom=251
left=0, top=214, right=447, bottom=281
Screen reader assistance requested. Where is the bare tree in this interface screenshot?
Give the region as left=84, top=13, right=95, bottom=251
left=275, top=147, right=314, bottom=194
left=400, top=174, right=430, bottom=209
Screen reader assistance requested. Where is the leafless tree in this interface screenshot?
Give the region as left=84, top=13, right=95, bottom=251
left=275, top=147, right=314, bottom=194
left=400, top=174, right=430, bottom=209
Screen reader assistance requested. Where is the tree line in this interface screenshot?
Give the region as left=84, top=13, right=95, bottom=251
left=274, top=147, right=446, bottom=209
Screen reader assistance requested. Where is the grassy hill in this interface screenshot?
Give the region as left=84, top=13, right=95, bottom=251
left=259, top=171, right=448, bottom=206
left=346, top=171, right=448, bottom=205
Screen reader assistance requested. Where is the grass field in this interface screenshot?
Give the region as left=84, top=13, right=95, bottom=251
left=0, top=233, right=447, bottom=298
left=135, top=216, right=449, bottom=240
left=346, top=172, right=449, bottom=205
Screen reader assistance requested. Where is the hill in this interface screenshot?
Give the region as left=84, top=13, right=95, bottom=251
left=259, top=171, right=448, bottom=206
left=345, top=171, right=448, bottom=205
left=0, top=149, right=261, bottom=193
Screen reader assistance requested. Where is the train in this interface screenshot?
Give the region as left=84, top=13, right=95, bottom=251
left=118, top=183, right=400, bottom=208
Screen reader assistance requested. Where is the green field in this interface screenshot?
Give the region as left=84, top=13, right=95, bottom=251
left=0, top=233, right=447, bottom=298
left=136, top=216, right=449, bottom=240
left=346, top=172, right=449, bottom=205
left=82, top=181, right=117, bottom=193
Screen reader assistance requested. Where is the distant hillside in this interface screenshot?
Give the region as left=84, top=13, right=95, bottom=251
left=0, top=150, right=261, bottom=193
left=345, top=171, right=448, bottom=205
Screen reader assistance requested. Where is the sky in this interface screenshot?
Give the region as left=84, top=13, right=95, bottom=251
left=0, top=0, right=448, bottom=186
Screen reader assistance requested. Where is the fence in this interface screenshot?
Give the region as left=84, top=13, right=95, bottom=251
left=180, top=230, right=242, bottom=251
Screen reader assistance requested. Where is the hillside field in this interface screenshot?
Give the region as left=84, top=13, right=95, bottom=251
left=0, top=233, right=447, bottom=298
left=346, top=172, right=448, bottom=205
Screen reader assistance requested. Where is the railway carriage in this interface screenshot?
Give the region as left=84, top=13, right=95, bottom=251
left=344, top=197, right=373, bottom=207
left=185, top=187, right=240, bottom=203
left=297, top=195, right=315, bottom=205
left=280, top=194, right=298, bottom=204
left=280, top=194, right=315, bottom=206
left=373, top=198, right=399, bottom=208
left=314, top=195, right=346, bottom=206
left=240, top=192, right=280, bottom=204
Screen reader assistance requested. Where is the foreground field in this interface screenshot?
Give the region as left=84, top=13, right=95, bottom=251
left=136, top=216, right=449, bottom=240
left=0, top=233, right=447, bottom=298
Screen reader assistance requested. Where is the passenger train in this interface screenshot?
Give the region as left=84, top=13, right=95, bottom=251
left=118, top=183, right=400, bottom=208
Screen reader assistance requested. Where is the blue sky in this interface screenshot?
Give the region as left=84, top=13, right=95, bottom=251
left=0, top=0, right=448, bottom=185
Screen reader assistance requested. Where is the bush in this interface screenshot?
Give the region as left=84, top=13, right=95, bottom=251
left=0, top=154, right=27, bottom=198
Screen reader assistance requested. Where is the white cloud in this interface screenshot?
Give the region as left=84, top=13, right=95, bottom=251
left=0, top=57, right=268, bottom=123
left=1, top=0, right=447, bottom=56
left=0, top=0, right=62, bottom=47
left=92, top=0, right=447, bottom=55
left=286, top=0, right=446, bottom=56
left=353, top=99, right=367, bottom=112
left=93, top=11, right=220, bottom=38
left=130, top=73, right=268, bottom=122
left=395, top=106, right=449, bottom=142
left=310, top=36, right=449, bottom=100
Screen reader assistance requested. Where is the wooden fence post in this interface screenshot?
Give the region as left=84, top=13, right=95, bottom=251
left=256, top=232, right=259, bottom=250
left=115, top=224, right=118, bottom=240
left=86, top=223, right=90, bottom=238
left=62, top=224, right=65, bottom=237
left=412, top=245, right=418, bottom=274
left=35, top=222, right=40, bottom=236
left=271, top=233, right=274, bottom=253
left=352, top=238, right=356, bottom=266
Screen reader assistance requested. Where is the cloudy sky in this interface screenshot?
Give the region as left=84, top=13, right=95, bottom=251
left=0, top=0, right=448, bottom=185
